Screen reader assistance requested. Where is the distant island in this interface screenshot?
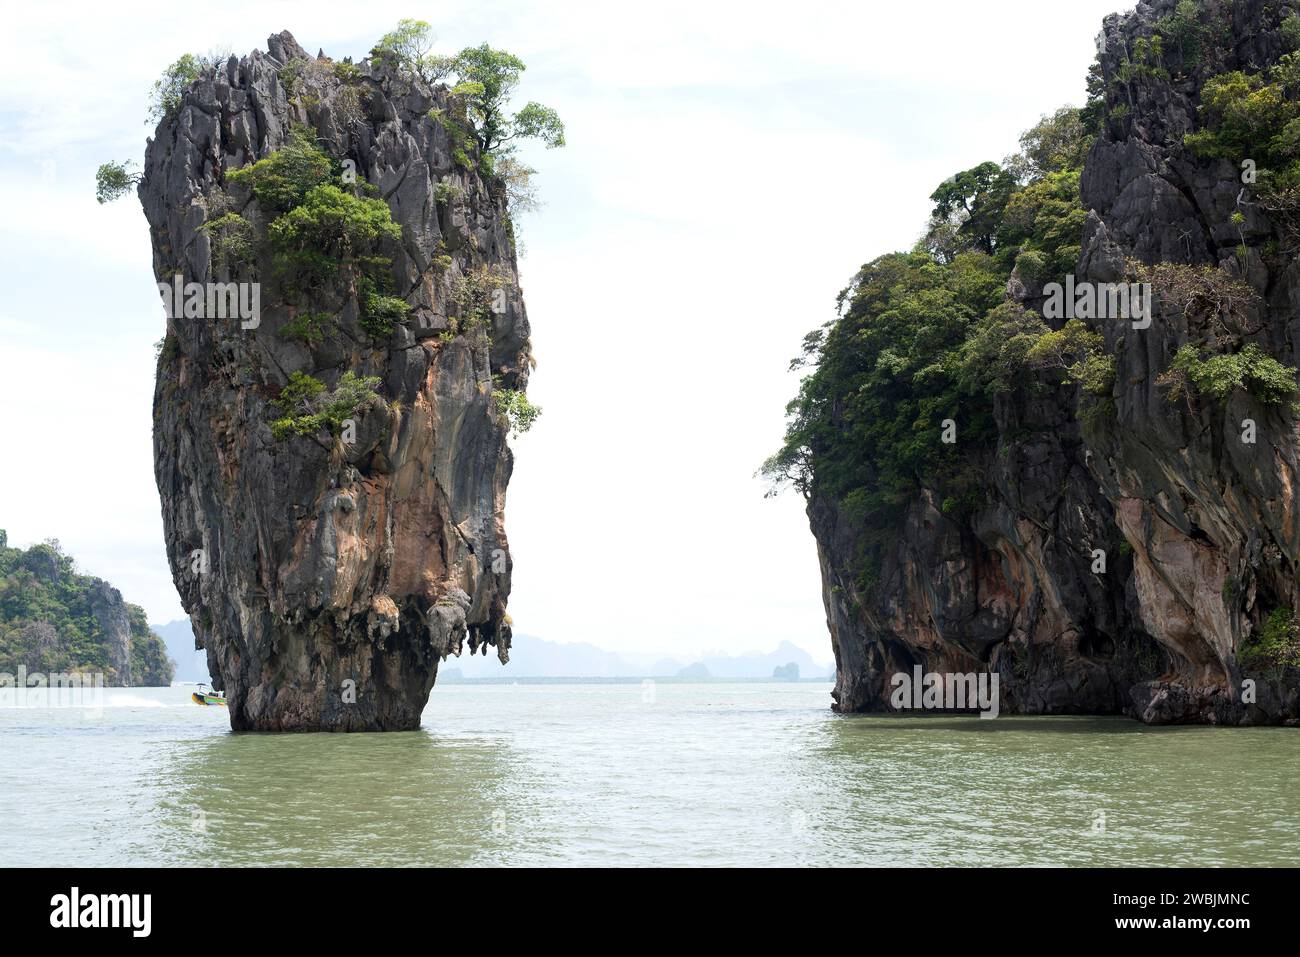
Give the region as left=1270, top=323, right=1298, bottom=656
left=435, top=635, right=832, bottom=680
left=0, top=530, right=174, bottom=686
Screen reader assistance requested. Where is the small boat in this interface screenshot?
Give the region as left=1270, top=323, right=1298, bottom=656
left=191, top=684, right=227, bottom=707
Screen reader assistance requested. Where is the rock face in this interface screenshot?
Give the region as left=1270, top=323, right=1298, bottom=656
left=87, top=579, right=134, bottom=685
left=141, top=32, right=531, bottom=730
left=815, top=0, right=1300, bottom=724
left=1080, top=0, right=1300, bottom=724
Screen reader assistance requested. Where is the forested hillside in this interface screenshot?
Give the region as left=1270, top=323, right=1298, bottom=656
left=0, top=530, right=174, bottom=685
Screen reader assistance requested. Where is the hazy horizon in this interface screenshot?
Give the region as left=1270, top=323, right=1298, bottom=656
left=154, top=616, right=836, bottom=683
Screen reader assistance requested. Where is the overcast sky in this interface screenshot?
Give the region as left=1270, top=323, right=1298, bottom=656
left=0, top=0, right=1123, bottom=660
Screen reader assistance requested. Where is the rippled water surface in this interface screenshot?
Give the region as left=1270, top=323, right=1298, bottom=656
left=2, top=682, right=1297, bottom=866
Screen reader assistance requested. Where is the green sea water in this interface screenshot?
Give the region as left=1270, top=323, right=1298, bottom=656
left=1, top=682, right=1296, bottom=866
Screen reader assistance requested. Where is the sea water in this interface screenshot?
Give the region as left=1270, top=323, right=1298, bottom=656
left=1, top=682, right=1296, bottom=866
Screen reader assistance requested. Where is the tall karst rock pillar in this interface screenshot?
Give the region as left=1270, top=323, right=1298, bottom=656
left=142, top=32, right=532, bottom=730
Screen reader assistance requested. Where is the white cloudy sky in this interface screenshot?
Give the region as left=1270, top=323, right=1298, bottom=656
left=0, top=0, right=1122, bottom=660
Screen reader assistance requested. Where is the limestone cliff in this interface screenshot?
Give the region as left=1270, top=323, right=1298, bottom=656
left=1080, top=0, right=1300, bottom=722
left=142, top=32, right=532, bottom=730
left=800, top=0, right=1300, bottom=725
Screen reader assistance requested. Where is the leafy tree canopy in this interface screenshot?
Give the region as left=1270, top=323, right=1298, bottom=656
left=928, top=161, right=1018, bottom=255
left=452, top=43, right=565, bottom=155
left=95, top=160, right=140, bottom=204
left=1009, top=106, right=1095, bottom=181
left=371, top=19, right=457, bottom=86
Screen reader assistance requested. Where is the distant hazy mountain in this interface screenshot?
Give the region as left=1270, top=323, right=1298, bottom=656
left=152, top=623, right=830, bottom=683
left=154, top=619, right=209, bottom=684
left=445, top=635, right=831, bottom=679
left=676, top=662, right=712, bottom=679
left=694, top=641, right=825, bottom=678
left=448, top=636, right=641, bottom=678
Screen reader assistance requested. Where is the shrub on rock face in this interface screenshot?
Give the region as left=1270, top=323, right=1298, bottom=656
left=267, top=183, right=402, bottom=284
left=1240, top=608, right=1300, bottom=676
left=1132, top=262, right=1260, bottom=337
left=1184, top=52, right=1300, bottom=237
left=199, top=211, right=254, bottom=269
left=357, top=278, right=410, bottom=340
left=278, top=311, right=332, bottom=345
left=449, top=264, right=516, bottom=337
left=1184, top=58, right=1300, bottom=168
left=1120, top=261, right=1300, bottom=406
left=1026, top=319, right=1114, bottom=397
left=1159, top=343, right=1297, bottom=405
left=270, top=370, right=385, bottom=440
left=227, top=127, right=403, bottom=270
left=225, top=127, right=397, bottom=294
left=225, top=126, right=334, bottom=216
left=220, top=126, right=410, bottom=353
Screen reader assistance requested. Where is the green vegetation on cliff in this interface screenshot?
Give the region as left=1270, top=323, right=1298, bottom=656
left=1239, top=607, right=1300, bottom=677
left=1136, top=260, right=1298, bottom=406
left=148, top=52, right=222, bottom=122
left=95, top=51, right=227, bottom=201
left=270, top=371, right=385, bottom=439
left=103, top=25, right=545, bottom=462
left=372, top=19, right=566, bottom=161
left=224, top=125, right=404, bottom=298
left=1161, top=342, right=1297, bottom=404
left=1184, top=51, right=1300, bottom=180
left=492, top=388, right=542, bottom=436
left=768, top=0, right=1300, bottom=602
left=1184, top=46, right=1300, bottom=245
left=764, top=108, right=1100, bottom=589
left=0, top=531, right=174, bottom=685
left=94, top=160, right=140, bottom=204
left=373, top=18, right=564, bottom=213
